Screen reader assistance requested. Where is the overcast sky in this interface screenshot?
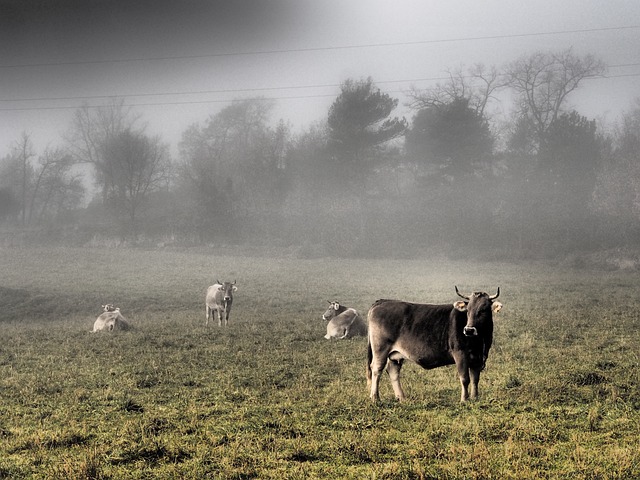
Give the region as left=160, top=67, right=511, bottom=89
left=1, top=0, right=639, bottom=155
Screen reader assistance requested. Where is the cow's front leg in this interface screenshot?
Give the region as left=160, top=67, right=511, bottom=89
left=216, top=308, right=223, bottom=327
left=459, top=370, right=470, bottom=402
left=387, top=358, right=406, bottom=402
left=455, top=357, right=470, bottom=402
left=469, top=368, right=481, bottom=400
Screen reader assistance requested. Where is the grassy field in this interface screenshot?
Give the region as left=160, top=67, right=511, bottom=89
left=0, top=246, right=639, bottom=479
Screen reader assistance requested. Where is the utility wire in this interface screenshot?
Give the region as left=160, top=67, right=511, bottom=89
left=1, top=71, right=638, bottom=113
left=1, top=25, right=638, bottom=69
left=2, top=94, right=337, bottom=112
left=1, top=63, right=638, bottom=106
left=0, top=77, right=450, bottom=104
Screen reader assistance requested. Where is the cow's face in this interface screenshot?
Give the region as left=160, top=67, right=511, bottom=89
left=454, top=288, right=502, bottom=337
left=102, top=304, right=117, bottom=312
left=217, top=280, right=237, bottom=303
left=322, top=301, right=341, bottom=321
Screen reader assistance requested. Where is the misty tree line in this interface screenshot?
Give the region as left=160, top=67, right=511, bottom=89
left=1, top=48, right=639, bottom=259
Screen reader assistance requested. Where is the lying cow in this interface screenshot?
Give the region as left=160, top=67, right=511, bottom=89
left=205, top=280, right=237, bottom=326
left=322, top=301, right=367, bottom=339
left=93, top=304, right=130, bottom=332
left=367, top=287, right=502, bottom=403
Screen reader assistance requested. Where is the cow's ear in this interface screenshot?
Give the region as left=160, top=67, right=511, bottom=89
left=232, top=286, right=238, bottom=292
left=333, top=302, right=340, bottom=310
left=454, top=301, right=467, bottom=312
left=492, top=301, right=503, bottom=314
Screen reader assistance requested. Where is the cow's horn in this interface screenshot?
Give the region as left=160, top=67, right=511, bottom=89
left=216, top=279, right=221, bottom=284
left=490, top=287, right=500, bottom=300
left=455, top=286, right=469, bottom=300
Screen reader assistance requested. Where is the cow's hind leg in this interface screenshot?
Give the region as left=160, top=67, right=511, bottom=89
left=369, top=357, right=387, bottom=403
left=205, top=305, right=211, bottom=326
left=387, top=358, right=406, bottom=402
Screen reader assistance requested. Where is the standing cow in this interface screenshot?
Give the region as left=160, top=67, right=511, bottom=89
left=93, top=304, right=130, bottom=332
left=205, top=280, right=237, bottom=326
left=322, top=301, right=367, bottom=339
left=367, top=287, right=502, bottom=403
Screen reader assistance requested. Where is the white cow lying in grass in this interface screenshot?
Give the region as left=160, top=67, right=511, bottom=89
left=322, top=301, right=367, bottom=339
left=93, top=304, right=130, bottom=332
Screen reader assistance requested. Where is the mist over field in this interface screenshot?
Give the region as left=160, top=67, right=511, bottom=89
left=0, top=1, right=639, bottom=266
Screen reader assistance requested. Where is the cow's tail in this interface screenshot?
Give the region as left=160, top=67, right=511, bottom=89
left=366, top=327, right=373, bottom=387
left=366, top=304, right=382, bottom=388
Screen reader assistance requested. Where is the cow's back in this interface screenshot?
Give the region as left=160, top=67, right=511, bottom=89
left=369, top=300, right=455, bottom=338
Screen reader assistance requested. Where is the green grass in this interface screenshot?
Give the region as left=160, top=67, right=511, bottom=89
left=1, top=246, right=639, bottom=478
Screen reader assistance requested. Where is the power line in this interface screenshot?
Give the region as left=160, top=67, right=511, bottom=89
left=1, top=70, right=638, bottom=113
left=0, top=77, right=451, bottom=104
left=0, top=94, right=336, bottom=112
left=610, top=62, right=640, bottom=68
left=601, top=72, right=640, bottom=79
left=1, top=25, right=638, bottom=69
left=2, top=63, right=639, bottom=106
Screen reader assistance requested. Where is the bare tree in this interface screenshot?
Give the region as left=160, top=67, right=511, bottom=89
left=65, top=98, right=143, bottom=202
left=0, top=136, right=33, bottom=225
left=505, top=49, right=606, bottom=146
left=13, top=132, right=35, bottom=226
left=406, top=64, right=507, bottom=118
left=1, top=136, right=84, bottom=226
left=101, top=129, right=171, bottom=237
left=28, top=147, right=84, bottom=223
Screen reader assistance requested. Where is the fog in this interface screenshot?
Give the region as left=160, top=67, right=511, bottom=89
left=2, top=0, right=639, bottom=148
left=1, top=1, right=639, bottom=264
